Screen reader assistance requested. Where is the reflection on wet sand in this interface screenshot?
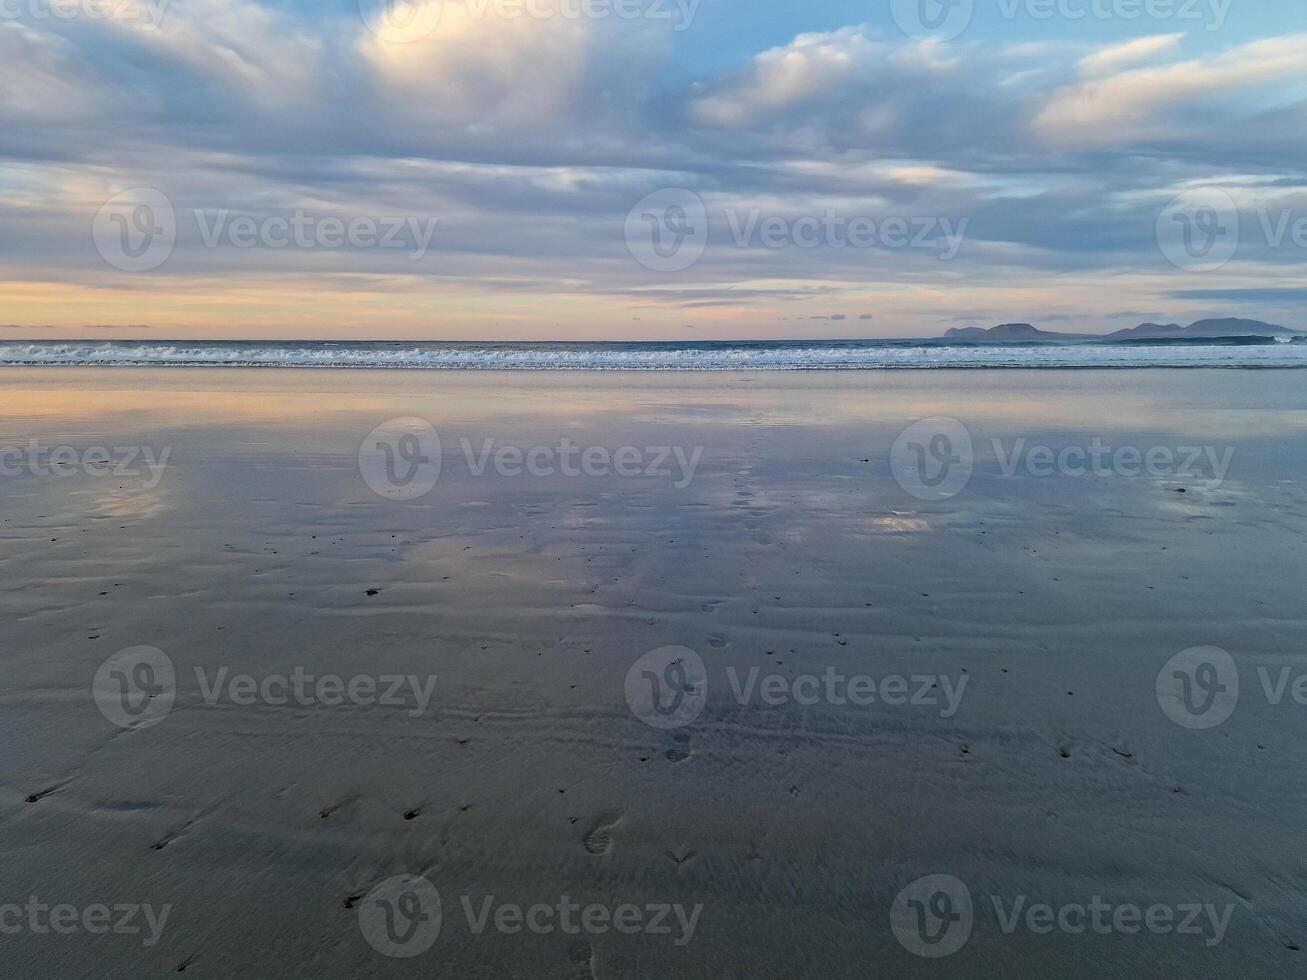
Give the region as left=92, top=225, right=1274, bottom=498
left=1, top=368, right=1305, bottom=977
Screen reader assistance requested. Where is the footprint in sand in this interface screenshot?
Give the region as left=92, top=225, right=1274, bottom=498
left=318, top=795, right=359, bottom=819
left=666, top=847, right=697, bottom=869
left=583, top=816, right=622, bottom=855
left=664, top=731, right=692, bottom=763
left=566, top=939, right=599, bottom=979
left=151, top=815, right=201, bottom=851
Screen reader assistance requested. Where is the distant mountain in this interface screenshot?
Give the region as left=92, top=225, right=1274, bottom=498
left=943, top=323, right=1091, bottom=343
left=1107, top=318, right=1297, bottom=340
left=941, top=318, right=1298, bottom=344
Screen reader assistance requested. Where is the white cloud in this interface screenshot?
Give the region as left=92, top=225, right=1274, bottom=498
left=1037, top=34, right=1307, bottom=148
left=689, top=27, right=889, bottom=129
left=358, top=1, right=594, bottom=128
left=1077, top=33, right=1184, bottom=78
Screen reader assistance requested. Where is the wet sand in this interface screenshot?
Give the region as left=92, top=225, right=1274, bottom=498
left=2, top=368, right=1306, bottom=977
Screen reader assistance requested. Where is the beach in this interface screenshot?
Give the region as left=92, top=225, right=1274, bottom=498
left=2, top=366, right=1305, bottom=977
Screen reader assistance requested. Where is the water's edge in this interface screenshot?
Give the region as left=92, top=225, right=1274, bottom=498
left=2, top=340, right=1306, bottom=370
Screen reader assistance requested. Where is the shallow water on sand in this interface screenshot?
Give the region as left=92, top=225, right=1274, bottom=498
left=2, top=368, right=1305, bottom=977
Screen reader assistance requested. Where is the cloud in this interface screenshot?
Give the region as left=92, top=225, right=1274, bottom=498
left=689, top=27, right=888, bottom=129
left=1077, top=33, right=1184, bottom=77
left=357, top=1, right=593, bottom=130
left=1, top=7, right=1304, bottom=338
left=1035, top=34, right=1307, bottom=149
left=1170, top=288, right=1307, bottom=303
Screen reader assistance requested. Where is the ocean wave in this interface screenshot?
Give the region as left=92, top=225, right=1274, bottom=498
left=2, top=340, right=1306, bottom=370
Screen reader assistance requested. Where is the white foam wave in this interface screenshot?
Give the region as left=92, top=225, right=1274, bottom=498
left=1, top=341, right=1305, bottom=370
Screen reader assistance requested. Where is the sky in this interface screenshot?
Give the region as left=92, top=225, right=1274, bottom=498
left=1, top=0, right=1305, bottom=340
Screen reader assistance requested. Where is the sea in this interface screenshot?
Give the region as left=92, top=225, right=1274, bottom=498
left=1, top=338, right=1304, bottom=369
